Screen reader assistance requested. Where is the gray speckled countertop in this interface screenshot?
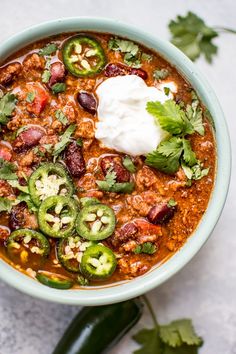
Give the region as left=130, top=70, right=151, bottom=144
left=0, top=1, right=236, bottom=353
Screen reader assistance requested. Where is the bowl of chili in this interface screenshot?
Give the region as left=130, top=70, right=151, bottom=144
left=0, top=17, right=230, bottom=305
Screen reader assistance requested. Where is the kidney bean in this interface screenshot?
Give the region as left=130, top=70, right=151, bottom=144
left=147, top=203, right=176, bottom=225
left=77, top=92, right=97, bottom=115
left=49, top=62, right=65, bottom=87
left=0, top=62, right=21, bottom=86
left=104, top=63, right=129, bottom=77
left=101, top=155, right=130, bottom=183
left=13, top=126, right=45, bottom=153
left=131, top=68, right=148, bottom=80
left=64, top=141, right=86, bottom=178
left=119, top=222, right=138, bottom=242
left=9, top=203, right=26, bottom=230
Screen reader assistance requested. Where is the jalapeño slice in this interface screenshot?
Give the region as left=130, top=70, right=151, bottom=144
left=62, top=36, right=106, bottom=77
left=29, top=163, right=74, bottom=207
left=38, top=196, right=77, bottom=238
left=7, top=229, right=50, bottom=268
left=80, top=244, right=117, bottom=280
left=36, top=271, right=73, bottom=289
left=57, top=235, right=94, bottom=272
left=76, top=204, right=115, bottom=241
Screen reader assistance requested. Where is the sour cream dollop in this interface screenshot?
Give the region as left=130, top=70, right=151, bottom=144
left=95, top=75, right=175, bottom=156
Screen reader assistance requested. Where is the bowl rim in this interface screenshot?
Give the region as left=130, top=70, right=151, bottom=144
left=0, top=17, right=231, bottom=305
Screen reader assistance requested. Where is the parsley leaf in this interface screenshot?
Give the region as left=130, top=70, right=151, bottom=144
left=153, top=69, right=169, bottom=80
left=123, top=156, right=136, bottom=173
left=53, top=125, right=76, bottom=156
left=51, top=83, right=66, bottom=94
left=160, top=319, right=202, bottom=347
left=169, top=12, right=218, bottom=62
left=134, top=242, right=157, bottom=255
left=0, top=197, right=15, bottom=213
left=0, top=92, right=17, bottom=125
left=39, top=43, right=58, bottom=56
left=55, top=109, right=68, bottom=126
left=146, top=137, right=183, bottom=174
left=42, top=70, right=51, bottom=83
left=147, top=100, right=186, bottom=135
left=26, top=92, right=35, bottom=103
left=0, top=159, right=17, bottom=180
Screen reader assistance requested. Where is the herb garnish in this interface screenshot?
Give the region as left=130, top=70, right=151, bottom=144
left=153, top=69, right=169, bottom=80
left=51, top=83, right=66, bottom=94
left=145, top=98, right=207, bottom=177
left=42, top=70, right=51, bottom=83
left=134, top=242, right=157, bottom=255
left=26, top=92, right=35, bottom=103
left=0, top=159, right=17, bottom=180
left=0, top=197, right=16, bottom=213
left=0, top=92, right=17, bottom=125
left=108, top=38, right=142, bottom=68
left=39, top=43, right=58, bottom=56
left=133, top=295, right=203, bottom=353
left=169, top=12, right=236, bottom=62
left=96, top=168, right=134, bottom=193
left=53, top=124, right=76, bottom=157
left=123, top=156, right=136, bottom=173
left=55, top=109, right=68, bottom=126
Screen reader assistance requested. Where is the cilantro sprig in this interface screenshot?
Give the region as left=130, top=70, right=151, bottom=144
left=0, top=92, right=17, bottom=125
left=169, top=12, right=236, bottom=62
left=145, top=96, right=208, bottom=178
left=96, top=168, right=134, bottom=194
left=133, top=295, right=202, bottom=354
left=0, top=159, right=17, bottom=180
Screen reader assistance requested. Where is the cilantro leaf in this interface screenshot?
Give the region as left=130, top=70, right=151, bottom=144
left=17, top=193, right=38, bottom=213
left=42, top=70, right=51, bottom=83
left=153, top=69, right=169, bottom=80
left=0, top=197, right=15, bottom=213
left=182, top=139, right=197, bottom=166
left=185, top=99, right=204, bottom=136
left=53, top=125, right=76, bottom=156
left=51, top=83, right=66, bottom=94
left=147, top=100, right=186, bottom=135
left=96, top=168, right=116, bottom=191
left=160, top=319, right=202, bottom=347
left=8, top=180, right=29, bottom=194
left=134, top=242, right=157, bottom=255
left=182, top=162, right=209, bottom=181
left=55, top=109, right=68, bottom=126
left=123, top=156, right=136, bottom=173
left=162, top=344, right=199, bottom=354
left=0, top=159, right=17, bottom=180
left=0, top=92, right=17, bottom=125
left=39, top=43, right=58, bottom=56
left=108, top=37, right=141, bottom=68
left=169, top=12, right=218, bottom=62
left=133, top=328, right=163, bottom=354
left=146, top=137, right=183, bottom=174
left=26, top=92, right=35, bottom=103
left=141, top=53, right=153, bottom=62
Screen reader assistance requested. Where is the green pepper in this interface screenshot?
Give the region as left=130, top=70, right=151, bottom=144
left=96, top=181, right=135, bottom=194
left=36, top=271, right=73, bottom=289
left=7, top=229, right=50, bottom=268
left=76, top=204, right=115, bottom=241
left=80, top=244, right=117, bottom=280
left=52, top=299, right=143, bottom=354
left=80, top=197, right=100, bottom=208
left=38, top=196, right=77, bottom=238
left=29, top=163, right=74, bottom=207
left=62, top=36, right=106, bottom=77
left=57, top=235, right=94, bottom=272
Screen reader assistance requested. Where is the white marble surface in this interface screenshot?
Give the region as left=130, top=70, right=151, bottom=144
left=0, top=1, right=235, bottom=353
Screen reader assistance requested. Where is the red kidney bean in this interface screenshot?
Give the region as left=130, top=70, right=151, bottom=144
left=100, top=155, right=130, bottom=183
left=9, top=203, right=26, bottom=230
left=147, top=203, right=176, bottom=225
left=104, top=63, right=129, bottom=77
left=0, top=62, right=21, bottom=86
left=49, top=62, right=65, bottom=87
left=77, top=92, right=97, bottom=115
left=130, top=68, right=148, bottom=80
left=64, top=141, right=86, bottom=178
left=119, top=222, right=138, bottom=242
left=13, top=126, right=45, bottom=153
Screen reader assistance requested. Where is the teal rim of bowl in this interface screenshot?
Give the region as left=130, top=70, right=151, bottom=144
left=0, top=17, right=231, bottom=305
